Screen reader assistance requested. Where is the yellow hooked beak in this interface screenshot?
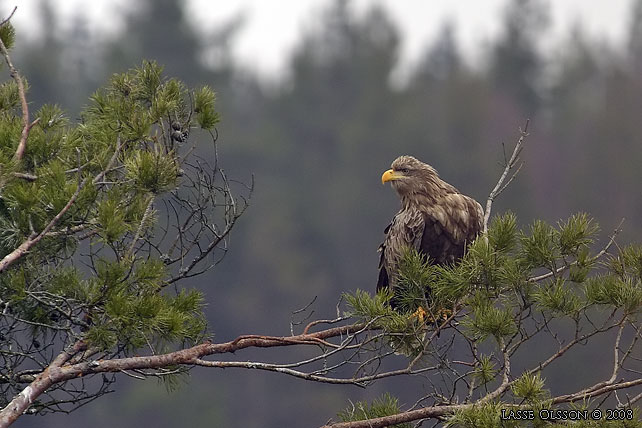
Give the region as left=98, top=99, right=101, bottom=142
left=381, top=169, right=402, bottom=184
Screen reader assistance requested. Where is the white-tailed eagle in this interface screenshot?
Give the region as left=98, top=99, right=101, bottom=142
left=378, top=155, right=483, bottom=310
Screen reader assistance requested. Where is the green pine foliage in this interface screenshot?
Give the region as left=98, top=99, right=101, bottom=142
left=341, top=211, right=642, bottom=426
left=488, top=211, right=518, bottom=253
left=0, top=59, right=221, bottom=358
left=464, top=296, right=517, bottom=341
left=344, top=288, right=423, bottom=335
left=0, top=80, right=20, bottom=111
left=193, top=86, right=219, bottom=129
left=344, top=288, right=430, bottom=355
left=0, top=22, right=15, bottom=50
left=394, top=248, right=435, bottom=312
left=473, top=355, right=497, bottom=385
left=344, top=288, right=393, bottom=321
left=337, top=393, right=411, bottom=428
left=585, top=274, right=642, bottom=314
left=557, top=213, right=599, bottom=257
left=533, top=278, right=581, bottom=317
left=520, top=220, right=559, bottom=271
left=446, top=402, right=516, bottom=428
left=610, top=245, right=642, bottom=281
left=511, top=373, right=548, bottom=402
left=343, top=211, right=640, bottom=354
left=125, top=148, right=178, bottom=193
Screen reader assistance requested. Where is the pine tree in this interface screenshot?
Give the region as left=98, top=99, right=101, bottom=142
left=0, top=21, right=247, bottom=423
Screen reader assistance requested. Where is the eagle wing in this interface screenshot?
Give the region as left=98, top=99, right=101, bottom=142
left=377, top=193, right=483, bottom=293
left=419, top=193, right=483, bottom=265
left=376, top=224, right=391, bottom=293
left=376, top=208, right=428, bottom=293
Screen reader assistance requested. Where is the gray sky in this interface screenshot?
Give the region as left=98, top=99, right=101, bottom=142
left=7, top=0, right=636, bottom=81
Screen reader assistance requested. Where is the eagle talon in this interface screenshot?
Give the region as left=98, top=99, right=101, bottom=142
left=410, top=307, right=452, bottom=325
left=377, top=156, right=482, bottom=348
left=411, top=307, right=427, bottom=323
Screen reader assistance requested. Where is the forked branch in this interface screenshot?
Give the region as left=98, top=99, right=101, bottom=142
left=0, top=323, right=370, bottom=426
left=483, top=119, right=530, bottom=234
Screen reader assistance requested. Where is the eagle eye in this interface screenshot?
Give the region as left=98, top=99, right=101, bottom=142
left=400, top=168, right=410, bottom=174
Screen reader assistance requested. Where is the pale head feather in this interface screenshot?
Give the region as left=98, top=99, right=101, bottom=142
left=388, top=155, right=457, bottom=204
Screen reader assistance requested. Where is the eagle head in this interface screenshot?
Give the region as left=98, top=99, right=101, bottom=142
left=381, top=155, right=439, bottom=197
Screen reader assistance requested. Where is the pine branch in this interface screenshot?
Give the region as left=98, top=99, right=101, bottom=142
left=0, top=9, right=36, bottom=162
left=0, top=136, right=123, bottom=273
left=0, top=323, right=369, bottom=426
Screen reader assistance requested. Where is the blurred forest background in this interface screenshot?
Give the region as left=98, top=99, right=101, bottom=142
left=7, top=0, right=642, bottom=426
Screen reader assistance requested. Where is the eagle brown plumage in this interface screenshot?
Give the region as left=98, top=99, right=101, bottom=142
left=377, top=155, right=483, bottom=308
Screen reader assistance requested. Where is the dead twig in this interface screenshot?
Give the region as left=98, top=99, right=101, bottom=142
left=483, top=119, right=530, bottom=235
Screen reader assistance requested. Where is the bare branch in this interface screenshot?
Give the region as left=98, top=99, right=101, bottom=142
left=0, top=323, right=370, bottom=424
left=0, top=7, right=16, bottom=27
left=320, top=374, right=642, bottom=428
left=321, top=404, right=461, bottom=428
left=0, top=341, right=87, bottom=427
left=11, top=172, right=37, bottom=181
left=483, top=119, right=530, bottom=235
left=551, top=378, right=642, bottom=405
